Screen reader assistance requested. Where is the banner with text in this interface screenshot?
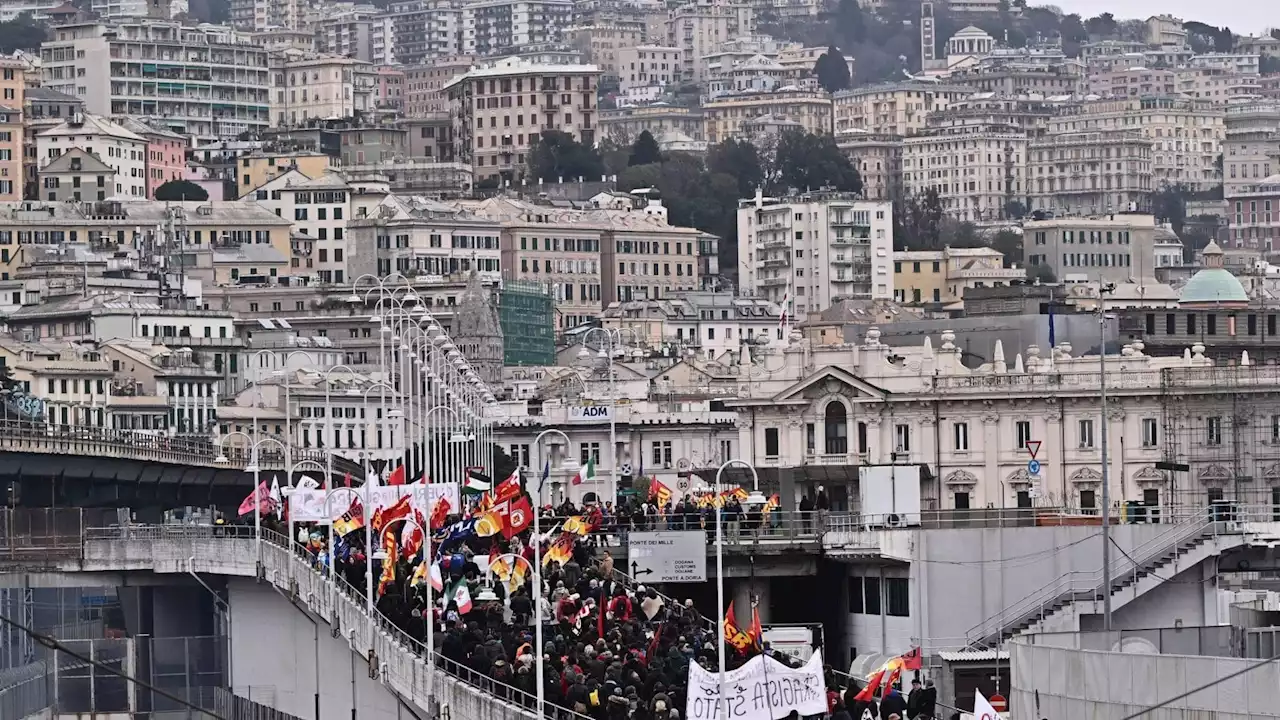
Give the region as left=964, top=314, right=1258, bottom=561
left=685, top=651, right=826, bottom=720
left=288, top=483, right=461, bottom=523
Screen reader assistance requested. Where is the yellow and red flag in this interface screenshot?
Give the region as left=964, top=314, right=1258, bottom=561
left=332, top=499, right=364, bottom=537
left=650, top=477, right=672, bottom=508
left=723, top=604, right=756, bottom=654
left=376, top=531, right=398, bottom=597
left=371, top=494, right=412, bottom=535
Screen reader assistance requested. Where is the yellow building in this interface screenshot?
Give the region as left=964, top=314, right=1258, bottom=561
left=832, top=81, right=975, bottom=136
left=0, top=201, right=295, bottom=286
left=703, top=90, right=831, bottom=143
left=235, top=151, right=332, bottom=198
left=893, top=247, right=1025, bottom=306
left=0, top=59, right=23, bottom=202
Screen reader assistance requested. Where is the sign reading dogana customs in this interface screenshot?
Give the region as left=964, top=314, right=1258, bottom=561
left=628, top=531, right=706, bottom=583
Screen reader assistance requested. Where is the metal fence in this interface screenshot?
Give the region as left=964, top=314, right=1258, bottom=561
left=0, top=507, right=90, bottom=564
left=0, top=674, right=51, bottom=719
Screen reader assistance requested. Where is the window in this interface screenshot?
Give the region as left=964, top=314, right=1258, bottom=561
left=1207, top=416, right=1222, bottom=446
left=764, top=427, right=780, bottom=457
left=824, top=402, right=848, bottom=454
left=579, top=442, right=600, bottom=465
left=1016, top=491, right=1032, bottom=508
left=1015, top=420, right=1032, bottom=449
left=953, top=422, right=969, bottom=451
left=1142, top=418, right=1159, bottom=447
left=805, top=423, right=815, bottom=453
left=856, top=422, right=868, bottom=455
left=1078, top=419, right=1095, bottom=449
left=894, top=424, right=910, bottom=454
left=1080, top=489, right=1097, bottom=511
left=885, top=578, right=909, bottom=617
left=651, top=440, right=672, bottom=466
left=847, top=577, right=864, bottom=614
left=954, top=492, right=970, bottom=509
left=863, top=577, right=881, bottom=615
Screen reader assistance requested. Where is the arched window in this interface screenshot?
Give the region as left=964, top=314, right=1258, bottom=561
left=824, top=401, right=848, bottom=455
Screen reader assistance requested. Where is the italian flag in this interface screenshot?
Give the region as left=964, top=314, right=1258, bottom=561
left=572, top=457, right=595, bottom=486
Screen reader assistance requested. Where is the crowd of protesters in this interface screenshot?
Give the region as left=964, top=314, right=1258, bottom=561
left=261, top=490, right=938, bottom=720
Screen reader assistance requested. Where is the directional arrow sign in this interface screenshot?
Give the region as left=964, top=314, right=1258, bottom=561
left=1026, top=440, right=1042, bottom=459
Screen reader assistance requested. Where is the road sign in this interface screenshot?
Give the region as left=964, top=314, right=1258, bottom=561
left=1028, top=459, right=1041, bottom=476
left=627, top=531, right=707, bottom=582
left=1026, top=440, right=1042, bottom=459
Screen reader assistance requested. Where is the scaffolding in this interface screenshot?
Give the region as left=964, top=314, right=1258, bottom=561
left=499, top=280, right=555, bottom=367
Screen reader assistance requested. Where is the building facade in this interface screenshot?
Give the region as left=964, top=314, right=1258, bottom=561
left=1027, top=129, right=1154, bottom=216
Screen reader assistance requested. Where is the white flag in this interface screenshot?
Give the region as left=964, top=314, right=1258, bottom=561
left=296, top=475, right=320, bottom=491
left=270, top=475, right=283, bottom=519
left=974, top=690, right=1000, bottom=720
left=860, top=711, right=874, bottom=720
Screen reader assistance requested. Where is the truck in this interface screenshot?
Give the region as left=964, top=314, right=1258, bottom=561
left=761, top=623, right=823, bottom=663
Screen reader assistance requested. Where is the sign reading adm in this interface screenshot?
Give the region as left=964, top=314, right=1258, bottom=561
left=628, top=531, right=706, bottom=583
left=568, top=405, right=613, bottom=423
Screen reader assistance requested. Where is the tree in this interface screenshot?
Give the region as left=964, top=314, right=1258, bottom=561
left=813, top=46, right=852, bottom=93
left=893, top=189, right=945, bottom=250
left=0, top=13, right=46, bottom=53
left=1027, top=264, right=1056, bottom=284
left=597, top=137, right=630, bottom=177
left=1004, top=200, right=1028, bottom=220
left=1084, top=12, right=1118, bottom=39
left=155, top=179, right=209, bottom=202
left=769, top=130, right=861, bottom=195
left=1152, top=185, right=1189, bottom=235
left=526, top=130, right=605, bottom=183
left=627, top=130, right=662, bottom=167
left=707, top=139, right=763, bottom=199
left=990, top=230, right=1024, bottom=268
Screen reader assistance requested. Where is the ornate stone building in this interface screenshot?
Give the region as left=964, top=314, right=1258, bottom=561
left=451, top=270, right=505, bottom=387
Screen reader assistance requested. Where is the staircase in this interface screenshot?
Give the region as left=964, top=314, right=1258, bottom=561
left=965, top=518, right=1236, bottom=649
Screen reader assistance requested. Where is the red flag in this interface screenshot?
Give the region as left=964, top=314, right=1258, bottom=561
left=429, top=496, right=451, bottom=530
left=237, top=481, right=273, bottom=517
left=900, top=646, right=922, bottom=671
left=749, top=604, right=763, bottom=652
left=501, top=496, right=533, bottom=540
left=645, top=622, right=664, bottom=667
left=488, top=540, right=501, bottom=568
left=387, top=465, right=406, bottom=486
left=881, top=666, right=902, bottom=701
left=402, top=508, right=427, bottom=559
left=371, top=494, right=412, bottom=534
left=376, top=530, right=397, bottom=597
left=853, top=668, right=885, bottom=703
left=493, top=471, right=522, bottom=504
left=344, top=472, right=352, bottom=488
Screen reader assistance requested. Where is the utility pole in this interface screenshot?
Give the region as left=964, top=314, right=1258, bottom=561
left=1099, top=284, right=1115, bottom=631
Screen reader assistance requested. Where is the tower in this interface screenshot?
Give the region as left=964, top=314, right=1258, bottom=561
left=451, top=269, right=505, bottom=388
left=921, top=1, right=942, bottom=70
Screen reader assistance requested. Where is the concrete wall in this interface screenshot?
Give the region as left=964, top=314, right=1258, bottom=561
left=841, top=522, right=1191, bottom=656
left=227, top=578, right=403, bottom=720
left=1011, top=636, right=1280, bottom=719
left=1101, top=562, right=1217, bottom=632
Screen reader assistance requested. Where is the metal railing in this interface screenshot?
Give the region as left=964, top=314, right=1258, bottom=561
left=964, top=510, right=1228, bottom=649
left=0, top=674, right=51, bottom=719
left=0, top=507, right=91, bottom=564
left=0, top=419, right=360, bottom=475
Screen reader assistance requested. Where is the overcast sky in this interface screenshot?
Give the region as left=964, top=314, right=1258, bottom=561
left=1053, top=0, right=1279, bottom=34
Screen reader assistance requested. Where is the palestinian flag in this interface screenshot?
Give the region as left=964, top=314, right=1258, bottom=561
left=464, top=469, right=492, bottom=495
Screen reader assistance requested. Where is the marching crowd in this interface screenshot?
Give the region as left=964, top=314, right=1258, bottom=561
left=263, top=487, right=938, bottom=720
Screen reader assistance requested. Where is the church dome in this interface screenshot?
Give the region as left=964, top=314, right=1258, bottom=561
left=1178, top=241, right=1248, bottom=307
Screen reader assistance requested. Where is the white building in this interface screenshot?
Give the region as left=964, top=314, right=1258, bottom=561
left=901, top=122, right=1028, bottom=223
left=39, top=20, right=271, bottom=141
left=737, top=191, right=894, bottom=321
left=36, top=114, right=148, bottom=200
left=462, top=0, right=574, bottom=56
left=600, top=291, right=785, bottom=360
left=665, top=0, right=755, bottom=84
left=617, top=45, right=683, bottom=95
left=1027, top=129, right=1154, bottom=216
left=346, top=194, right=504, bottom=282
left=270, top=53, right=377, bottom=128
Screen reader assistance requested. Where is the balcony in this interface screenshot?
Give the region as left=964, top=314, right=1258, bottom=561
left=760, top=275, right=788, bottom=287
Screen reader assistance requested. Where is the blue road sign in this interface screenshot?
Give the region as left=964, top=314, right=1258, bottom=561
left=1028, top=459, right=1041, bottom=476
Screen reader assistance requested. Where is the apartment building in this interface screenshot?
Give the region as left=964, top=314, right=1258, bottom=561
left=893, top=247, right=1024, bottom=306
left=1189, top=53, right=1261, bottom=76
left=1225, top=177, right=1280, bottom=255
left=242, top=168, right=389, bottom=284
left=702, top=89, right=830, bottom=143
left=1088, top=67, right=1176, bottom=99
left=1027, top=130, right=1154, bottom=216
left=1022, top=214, right=1159, bottom=284
left=40, top=21, right=271, bottom=141
left=736, top=191, right=894, bottom=321
left=115, top=118, right=187, bottom=198
left=386, top=0, right=464, bottom=66
left=463, top=0, right=574, bottom=57
left=901, top=122, right=1027, bottom=223
left=38, top=148, right=118, bottom=202
left=599, top=105, right=704, bottom=144
left=92, top=0, right=186, bottom=19
left=832, top=82, right=975, bottom=136
left=270, top=54, right=377, bottom=128
left=601, top=291, right=784, bottom=358
left=665, top=0, right=755, bottom=84
left=36, top=113, right=147, bottom=200
left=1048, top=97, right=1223, bottom=192
left=1175, top=68, right=1262, bottom=105
left=836, top=131, right=901, bottom=203
left=0, top=59, right=22, bottom=202
left=404, top=56, right=475, bottom=116
left=1223, top=103, right=1280, bottom=200
left=949, top=63, right=1083, bottom=96
left=23, top=87, right=83, bottom=201
left=234, top=151, right=332, bottom=198
left=566, top=24, right=647, bottom=81
left=346, top=194, right=503, bottom=283
left=315, top=8, right=396, bottom=65
left=617, top=45, right=682, bottom=95
left=444, top=58, right=600, bottom=184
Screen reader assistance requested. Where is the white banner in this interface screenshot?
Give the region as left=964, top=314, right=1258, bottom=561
left=287, top=483, right=461, bottom=523
left=686, top=651, right=826, bottom=720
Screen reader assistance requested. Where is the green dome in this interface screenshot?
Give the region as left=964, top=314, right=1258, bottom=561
left=1179, top=269, right=1248, bottom=305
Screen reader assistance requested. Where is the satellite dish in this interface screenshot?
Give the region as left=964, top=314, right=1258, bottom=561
left=1112, top=637, right=1159, bottom=655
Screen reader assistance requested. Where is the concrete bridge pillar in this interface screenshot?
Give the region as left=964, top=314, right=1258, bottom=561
left=730, top=576, right=772, bottom=625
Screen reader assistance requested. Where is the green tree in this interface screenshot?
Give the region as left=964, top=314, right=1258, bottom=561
left=526, top=130, right=604, bottom=183
left=990, top=229, right=1025, bottom=267
left=1027, top=264, right=1056, bottom=284
left=628, top=130, right=663, bottom=167
left=155, top=179, right=209, bottom=202
left=769, top=130, right=861, bottom=195
left=1085, top=13, right=1118, bottom=39
left=597, top=137, right=630, bottom=177
left=894, top=189, right=945, bottom=250
left=706, top=138, right=762, bottom=199
left=1152, top=185, right=1189, bottom=234
left=0, top=13, right=46, bottom=53
left=813, top=46, right=852, bottom=93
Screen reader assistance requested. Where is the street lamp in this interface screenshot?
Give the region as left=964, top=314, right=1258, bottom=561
left=577, top=327, right=641, bottom=509
left=533, top=428, right=577, bottom=720
left=714, top=458, right=760, bottom=720
left=216, top=431, right=286, bottom=567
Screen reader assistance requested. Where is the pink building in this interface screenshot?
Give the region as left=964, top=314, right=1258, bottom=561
left=375, top=66, right=405, bottom=112
left=117, top=118, right=187, bottom=197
